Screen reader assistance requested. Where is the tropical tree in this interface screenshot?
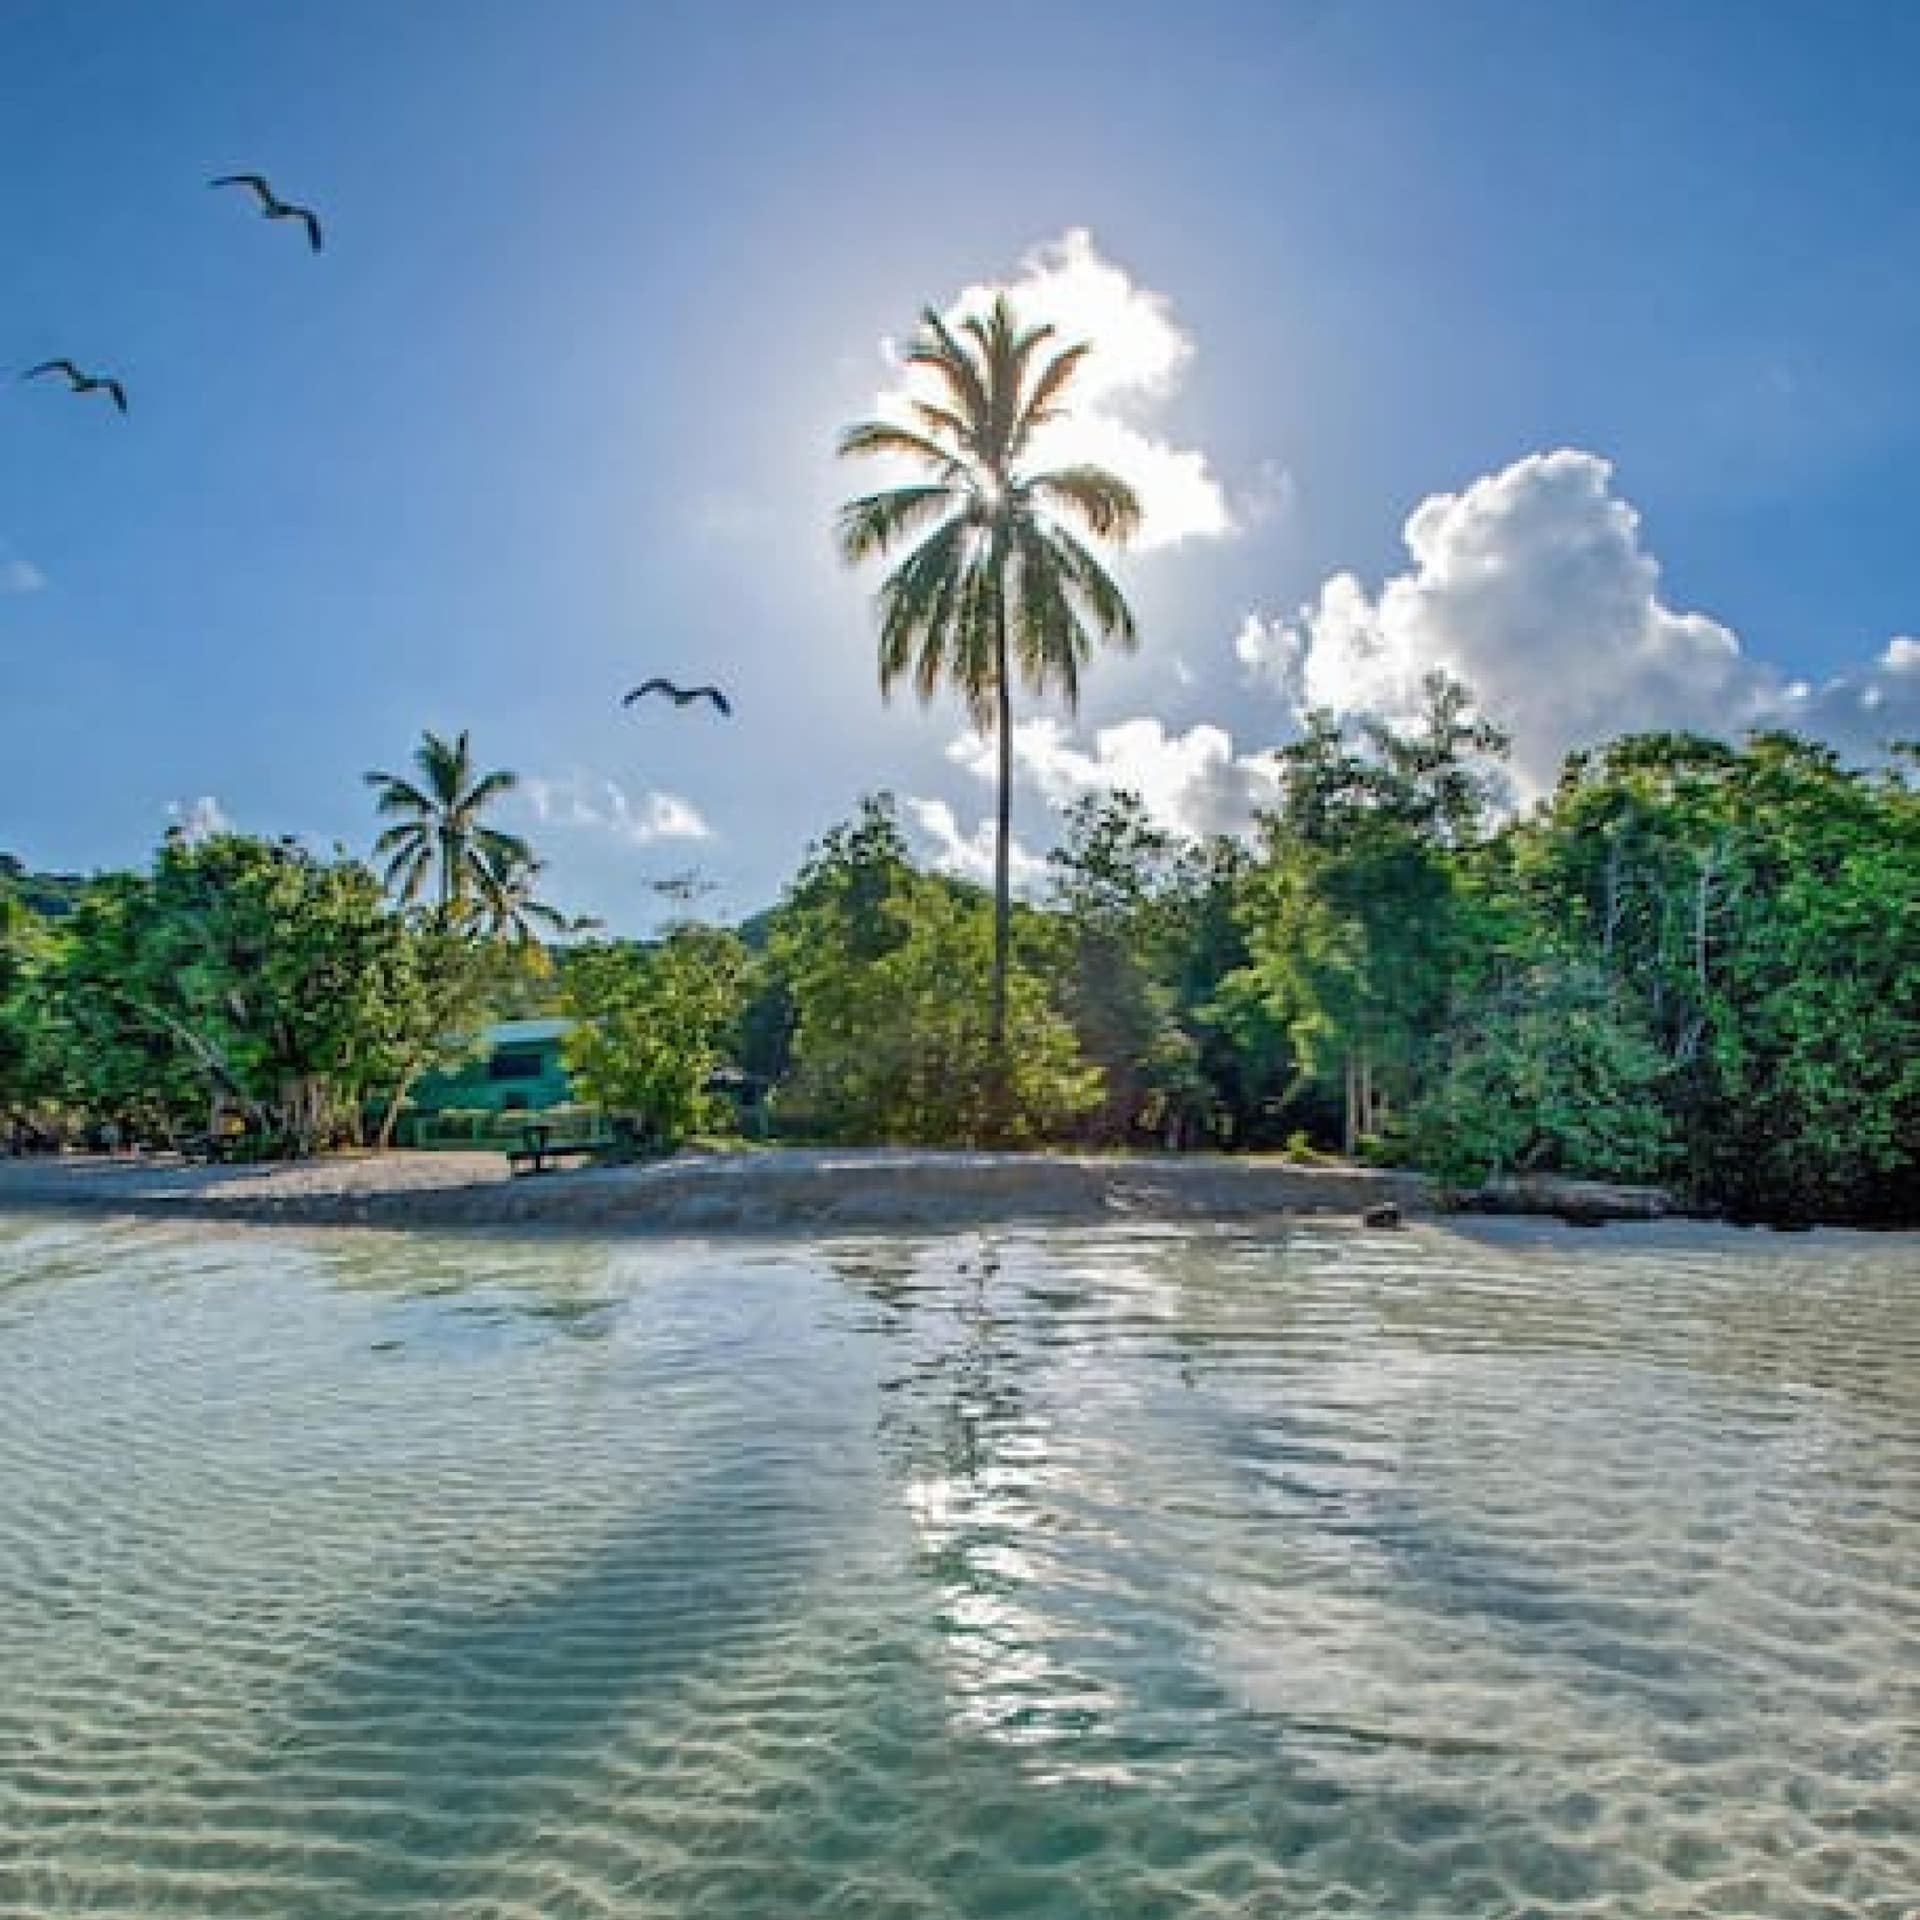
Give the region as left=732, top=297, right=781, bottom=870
left=470, top=840, right=580, bottom=947
left=50, top=835, right=431, bottom=1153
left=769, top=797, right=1098, bottom=1143
left=563, top=928, right=752, bottom=1148
left=835, top=293, right=1141, bottom=1103
left=364, top=729, right=530, bottom=916
left=1045, top=792, right=1215, bottom=1145
left=1224, top=674, right=1508, bottom=1153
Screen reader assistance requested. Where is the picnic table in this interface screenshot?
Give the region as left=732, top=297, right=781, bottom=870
left=504, top=1115, right=644, bottom=1175
left=507, top=1121, right=560, bottom=1174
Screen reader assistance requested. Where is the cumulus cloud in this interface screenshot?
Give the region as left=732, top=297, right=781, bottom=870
left=525, top=775, right=711, bottom=845
left=876, top=228, right=1234, bottom=550
left=904, top=797, right=1046, bottom=888
left=1239, top=449, right=1920, bottom=792
left=165, top=795, right=231, bottom=843
left=947, top=715, right=1278, bottom=840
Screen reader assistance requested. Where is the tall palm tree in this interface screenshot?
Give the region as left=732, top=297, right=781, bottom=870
left=836, top=293, right=1141, bottom=1081
left=364, top=728, right=529, bottom=917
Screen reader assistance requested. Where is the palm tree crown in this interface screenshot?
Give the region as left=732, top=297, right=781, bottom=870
left=837, top=294, right=1142, bottom=719
left=471, top=840, right=584, bottom=946
left=836, top=293, right=1142, bottom=1078
left=364, top=729, right=529, bottom=917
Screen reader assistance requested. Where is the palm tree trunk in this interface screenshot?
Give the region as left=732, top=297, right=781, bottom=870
left=990, top=600, right=1013, bottom=1071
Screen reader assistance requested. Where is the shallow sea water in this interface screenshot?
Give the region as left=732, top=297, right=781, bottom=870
left=0, top=1212, right=1915, bottom=1917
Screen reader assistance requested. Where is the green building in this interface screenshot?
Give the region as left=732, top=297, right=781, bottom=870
left=399, top=1017, right=585, bottom=1146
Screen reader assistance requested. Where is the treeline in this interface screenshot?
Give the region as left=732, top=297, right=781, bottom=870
left=0, top=833, right=530, bottom=1156
left=3, top=683, right=1916, bottom=1220
left=719, top=683, right=1917, bottom=1221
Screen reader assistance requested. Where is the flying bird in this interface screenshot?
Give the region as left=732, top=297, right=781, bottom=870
left=209, top=173, right=324, bottom=252
left=23, top=359, right=127, bottom=414
left=623, top=679, right=733, bottom=716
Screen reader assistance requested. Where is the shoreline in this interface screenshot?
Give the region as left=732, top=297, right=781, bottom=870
left=0, top=1147, right=1728, bottom=1237
left=0, top=1147, right=1437, bottom=1235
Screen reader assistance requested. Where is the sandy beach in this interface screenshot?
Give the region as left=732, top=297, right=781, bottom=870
left=0, top=1147, right=1437, bottom=1234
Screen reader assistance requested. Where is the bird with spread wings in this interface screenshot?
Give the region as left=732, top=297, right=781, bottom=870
left=209, top=173, right=324, bottom=253
left=623, top=679, right=733, bottom=716
left=24, top=359, right=128, bottom=414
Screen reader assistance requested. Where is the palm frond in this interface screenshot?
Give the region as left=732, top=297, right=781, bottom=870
left=474, top=825, right=534, bottom=869
left=836, top=418, right=965, bottom=477
left=1011, top=522, right=1089, bottom=707
left=1039, top=521, right=1139, bottom=649
left=461, top=769, right=520, bottom=813
left=1012, top=340, right=1091, bottom=451
left=909, top=399, right=973, bottom=449
left=952, top=549, right=1005, bottom=730
left=875, top=518, right=976, bottom=701
left=962, top=299, right=1056, bottom=466
left=363, top=772, right=437, bottom=817
left=371, top=821, right=429, bottom=857
left=414, top=729, right=470, bottom=801
left=1028, top=464, right=1143, bottom=543
left=904, top=307, right=991, bottom=437
left=837, top=484, right=964, bottom=563
left=380, top=843, right=433, bottom=904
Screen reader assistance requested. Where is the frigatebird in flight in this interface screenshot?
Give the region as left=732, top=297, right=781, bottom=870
left=209, top=173, right=324, bottom=253
left=623, top=679, right=733, bottom=716
left=23, top=360, right=128, bottom=414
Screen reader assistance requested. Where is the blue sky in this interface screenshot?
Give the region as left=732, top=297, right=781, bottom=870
left=5, top=0, right=1918, bottom=924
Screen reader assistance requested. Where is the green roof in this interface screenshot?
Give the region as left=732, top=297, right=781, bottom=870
left=485, top=1018, right=575, bottom=1046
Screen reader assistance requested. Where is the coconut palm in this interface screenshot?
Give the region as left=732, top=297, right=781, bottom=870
left=471, top=841, right=592, bottom=946
left=363, top=729, right=529, bottom=916
left=836, top=293, right=1141, bottom=1084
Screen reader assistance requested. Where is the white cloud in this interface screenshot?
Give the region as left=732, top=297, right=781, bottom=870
left=905, top=797, right=1045, bottom=888
left=1234, top=459, right=1300, bottom=534
left=877, top=228, right=1234, bottom=550
left=525, top=775, right=711, bottom=845
left=1240, top=448, right=1920, bottom=792
left=0, top=554, right=45, bottom=595
left=165, top=795, right=231, bottom=843
left=949, top=715, right=1278, bottom=841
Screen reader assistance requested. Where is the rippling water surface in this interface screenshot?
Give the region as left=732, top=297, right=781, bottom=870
left=1, top=1214, right=1916, bottom=1917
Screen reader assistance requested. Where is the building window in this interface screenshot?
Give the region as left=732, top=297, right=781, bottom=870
left=489, top=1049, right=545, bottom=1082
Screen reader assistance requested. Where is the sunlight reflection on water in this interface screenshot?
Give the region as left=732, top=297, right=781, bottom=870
left=0, top=1213, right=1915, bottom=1916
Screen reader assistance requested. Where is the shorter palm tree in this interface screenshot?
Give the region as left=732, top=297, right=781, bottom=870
left=364, top=729, right=528, bottom=917
left=471, top=842, right=589, bottom=946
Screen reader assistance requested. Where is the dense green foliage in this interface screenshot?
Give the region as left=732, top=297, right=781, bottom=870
left=762, top=798, right=1098, bottom=1143
left=1407, top=964, right=1680, bottom=1187
left=4, top=699, right=1913, bottom=1219
left=0, top=834, right=501, bottom=1151
left=1498, top=730, right=1920, bottom=1218
left=562, top=929, right=750, bottom=1147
